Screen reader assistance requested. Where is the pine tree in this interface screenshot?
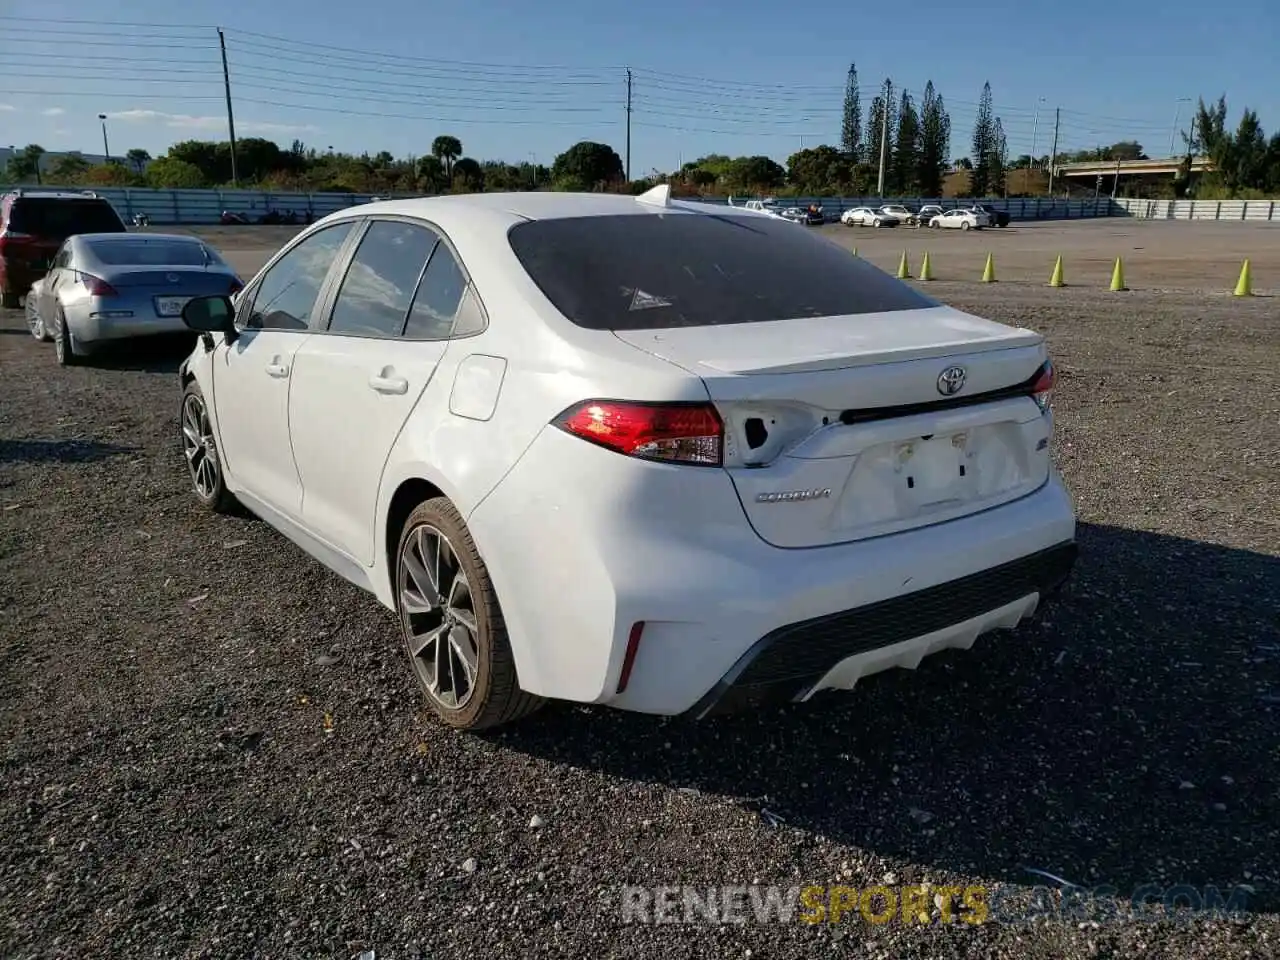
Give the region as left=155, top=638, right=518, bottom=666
left=917, top=80, right=951, bottom=198
left=840, top=64, right=862, bottom=161
left=867, top=78, right=896, bottom=181
left=970, top=82, right=995, bottom=197
left=891, top=90, right=920, bottom=195
left=991, top=117, right=1008, bottom=195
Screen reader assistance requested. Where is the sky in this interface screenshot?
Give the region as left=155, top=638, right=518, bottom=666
left=1, top=0, right=1277, bottom=176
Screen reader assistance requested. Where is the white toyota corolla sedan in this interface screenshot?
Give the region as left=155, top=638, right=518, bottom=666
left=177, top=185, right=1077, bottom=731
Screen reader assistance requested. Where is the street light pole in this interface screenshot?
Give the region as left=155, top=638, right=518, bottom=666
left=1170, top=97, right=1191, bottom=156
left=98, top=113, right=110, bottom=162
left=1029, top=96, right=1045, bottom=192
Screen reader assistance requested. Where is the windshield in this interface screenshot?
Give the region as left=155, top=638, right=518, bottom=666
left=8, top=198, right=126, bottom=239
left=87, top=238, right=218, bottom=266
left=508, top=212, right=935, bottom=331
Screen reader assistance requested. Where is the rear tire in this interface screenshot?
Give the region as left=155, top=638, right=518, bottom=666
left=26, top=299, right=50, bottom=342
left=961, top=221, right=972, bottom=231
left=53, top=308, right=82, bottom=366
left=395, top=497, right=543, bottom=731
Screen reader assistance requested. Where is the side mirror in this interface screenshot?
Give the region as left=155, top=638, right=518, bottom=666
left=182, top=295, right=237, bottom=334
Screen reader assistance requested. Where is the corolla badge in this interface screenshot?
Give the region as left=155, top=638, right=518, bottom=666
left=755, top=488, right=832, bottom=504
left=936, top=365, right=966, bottom=396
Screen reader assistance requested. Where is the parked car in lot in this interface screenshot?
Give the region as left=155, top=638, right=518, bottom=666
left=880, top=203, right=918, bottom=225
left=0, top=188, right=127, bottom=308
left=26, top=232, right=243, bottom=365
left=176, top=186, right=1076, bottom=731
left=840, top=206, right=898, bottom=227
left=917, top=204, right=945, bottom=222
left=971, top=203, right=1011, bottom=227
left=929, top=208, right=987, bottom=230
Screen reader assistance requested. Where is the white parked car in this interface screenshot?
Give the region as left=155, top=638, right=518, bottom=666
left=840, top=206, right=898, bottom=227
left=929, top=208, right=987, bottom=230
left=177, top=185, right=1076, bottom=731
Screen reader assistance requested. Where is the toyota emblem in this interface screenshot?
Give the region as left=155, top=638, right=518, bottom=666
left=166, top=273, right=180, bottom=283
left=937, top=365, right=966, bottom=396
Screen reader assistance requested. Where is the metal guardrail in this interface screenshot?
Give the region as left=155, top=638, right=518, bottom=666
left=1111, top=198, right=1280, bottom=221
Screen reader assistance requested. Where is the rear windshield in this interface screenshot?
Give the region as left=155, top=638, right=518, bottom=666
left=87, top=238, right=216, bottom=266
left=8, top=198, right=127, bottom=238
left=507, top=212, right=935, bottom=331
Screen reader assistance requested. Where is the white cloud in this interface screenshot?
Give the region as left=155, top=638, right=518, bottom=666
left=110, top=109, right=317, bottom=136
left=42, top=107, right=66, bottom=117
left=0, top=104, right=16, bottom=112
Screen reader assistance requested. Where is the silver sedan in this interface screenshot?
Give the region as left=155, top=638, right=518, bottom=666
left=26, top=232, right=243, bottom=366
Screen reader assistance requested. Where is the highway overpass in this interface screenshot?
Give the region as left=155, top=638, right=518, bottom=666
left=1054, top=156, right=1214, bottom=178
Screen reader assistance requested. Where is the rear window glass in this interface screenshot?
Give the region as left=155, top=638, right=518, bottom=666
left=87, top=238, right=215, bottom=266
left=9, top=198, right=127, bottom=238
left=507, top=212, right=935, bottom=331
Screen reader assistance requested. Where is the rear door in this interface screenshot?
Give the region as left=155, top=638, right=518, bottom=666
left=288, top=217, right=467, bottom=565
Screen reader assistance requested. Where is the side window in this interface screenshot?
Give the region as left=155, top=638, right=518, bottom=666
left=243, top=221, right=355, bottom=331
left=403, top=242, right=470, bottom=340
left=52, top=244, right=71, bottom=269
left=328, top=220, right=438, bottom=337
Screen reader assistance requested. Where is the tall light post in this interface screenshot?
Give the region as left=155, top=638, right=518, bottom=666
left=1170, top=97, right=1191, bottom=156
left=97, top=113, right=111, bottom=162
left=1029, top=96, right=1046, bottom=191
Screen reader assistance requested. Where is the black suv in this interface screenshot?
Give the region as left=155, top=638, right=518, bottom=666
left=0, top=189, right=128, bottom=307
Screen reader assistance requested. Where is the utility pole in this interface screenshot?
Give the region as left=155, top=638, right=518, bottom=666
left=218, top=28, right=239, bottom=187
left=876, top=78, right=891, bottom=197
left=624, top=68, right=632, bottom=182
left=1046, top=106, right=1061, bottom=196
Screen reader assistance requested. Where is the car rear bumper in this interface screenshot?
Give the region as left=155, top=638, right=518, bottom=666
left=467, top=426, right=1078, bottom=717
left=65, top=301, right=191, bottom=343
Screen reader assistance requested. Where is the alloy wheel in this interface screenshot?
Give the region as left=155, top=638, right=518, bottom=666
left=181, top=393, right=220, bottom=500
left=26, top=299, right=46, bottom=341
left=398, top=523, right=481, bottom=711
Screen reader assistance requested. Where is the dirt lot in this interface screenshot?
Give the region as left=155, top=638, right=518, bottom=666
left=2, top=220, right=1279, bottom=959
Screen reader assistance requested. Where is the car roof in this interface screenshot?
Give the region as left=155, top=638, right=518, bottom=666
left=313, top=190, right=757, bottom=245
left=5, top=190, right=111, bottom=201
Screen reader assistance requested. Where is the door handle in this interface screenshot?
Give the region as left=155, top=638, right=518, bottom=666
left=368, top=373, right=409, bottom=395
left=265, top=361, right=289, bottom=378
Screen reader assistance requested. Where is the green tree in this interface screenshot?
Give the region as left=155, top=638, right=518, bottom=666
left=431, top=135, right=462, bottom=179
left=786, top=145, right=851, bottom=194
left=5, top=144, right=46, bottom=184
left=840, top=63, right=862, bottom=162
left=452, top=157, right=484, bottom=191
left=969, top=82, right=996, bottom=197
left=917, top=80, right=951, bottom=197
left=47, top=154, right=91, bottom=184
left=724, top=155, right=786, bottom=194
left=125, top=148, right=151, bottom=174
left=145, top=156, right=207, bottom=188
left=990, top=117, right=1008, bottom=195
left=891, top=90, right=920, bottom=195
left=551, top=141, right=624, bottom=188
left=416, top=155, right=447, bottom=193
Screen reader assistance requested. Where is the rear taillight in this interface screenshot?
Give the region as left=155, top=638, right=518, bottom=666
left=1030, top=360, right=1055, bottom=412
left=228, top=278, right=243, bottom=296
left=0, top=230, right=34, bottom=253
left=80, top=273, right=118, bottom=297
left=555, top=400, right=724, bottom=466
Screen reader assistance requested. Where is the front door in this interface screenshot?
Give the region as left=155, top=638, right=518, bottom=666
left=210, top=220, right=357, bottom=517
left=289, top=219, right=469, bottom=565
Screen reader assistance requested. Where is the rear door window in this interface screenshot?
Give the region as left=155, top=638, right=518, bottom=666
left=327, top=220, right=438, bottom=337
left=507, top=212, right=935, bottom=331
left=8, top=198, right=127, bottom=238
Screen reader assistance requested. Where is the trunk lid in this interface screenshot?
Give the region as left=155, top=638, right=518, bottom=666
left=614, top=305, right=1053, bottom=549
left=105, top=266, right=239, bottom=295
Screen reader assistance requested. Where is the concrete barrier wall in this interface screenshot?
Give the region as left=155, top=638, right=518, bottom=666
left=3, top=185, right=1276, bottom=225
left=1111, top=198, right=1280, bottom=221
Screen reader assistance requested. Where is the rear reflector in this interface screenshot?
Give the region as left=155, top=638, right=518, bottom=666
left=555, top=400, right=723, bottom=466
left=616, top=622, right=645, bottom=694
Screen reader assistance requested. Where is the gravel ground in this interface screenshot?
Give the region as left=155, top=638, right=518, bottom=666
left=2, top=222, right=1279, bottom=959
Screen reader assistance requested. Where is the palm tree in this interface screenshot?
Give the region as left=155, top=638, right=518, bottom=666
left=125, top=148, right=151, bottom=174
left=431, top=135, right=462, bottom=180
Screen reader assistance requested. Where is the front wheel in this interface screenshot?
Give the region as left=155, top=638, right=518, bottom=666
left=961, top=221, right=972, bottom=231
left=180, top=382, right=237, bottom=514
left=395, top=497, right=544, bottom=731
